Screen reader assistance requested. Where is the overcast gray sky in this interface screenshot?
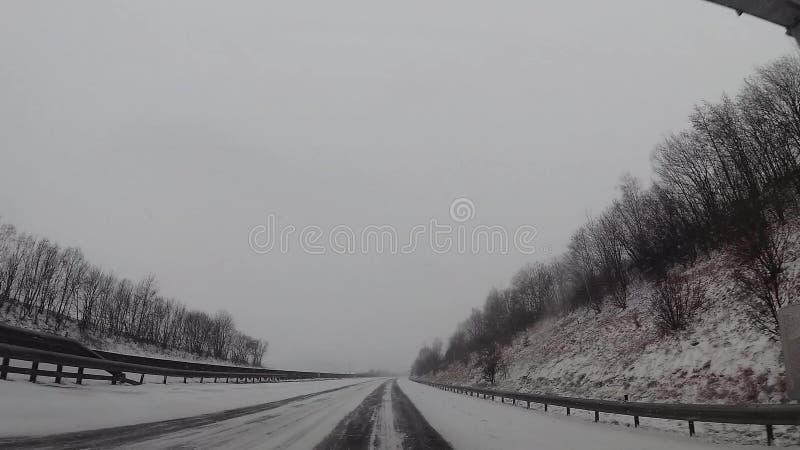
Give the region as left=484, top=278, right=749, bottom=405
left=0, top=1, right=795, bottom=372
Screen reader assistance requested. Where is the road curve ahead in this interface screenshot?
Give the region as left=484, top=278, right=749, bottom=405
left=0, top=378, right=451, bottom=450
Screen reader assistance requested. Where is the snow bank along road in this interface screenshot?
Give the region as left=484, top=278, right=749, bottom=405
left=397, top=378, right=772, bottom=450
left=0, top=376, right=773, bottom=449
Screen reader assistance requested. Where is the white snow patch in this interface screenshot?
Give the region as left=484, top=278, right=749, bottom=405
left=370, top=381, right=404, bottom=450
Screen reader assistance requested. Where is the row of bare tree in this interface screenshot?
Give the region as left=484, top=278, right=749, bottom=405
left=0, top=225, right=267, bottom=366
left=412, top=54, right=800, bottom=377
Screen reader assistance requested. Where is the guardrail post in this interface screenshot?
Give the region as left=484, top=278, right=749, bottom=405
left=139, top=373, right=145, bottom=384
left=183, top=376, right=187, bottom=383
left=594, top=411, right=599, bottom=422
left=200, top=377, right=203, bottom=383
left=214, top=377, right=217, bottom=383
left=163, top=375, right=167, bottom=384
left=76, top=367, right=84, bottom=384
left=544, top=404, right=547, bottom=412
left=634, top=416, right=640, bottom=428
left=29, top=361, right=38, bottom=382
left=527, top=401, right=531, bottom=409
left=566, top=407, right=570, bottom=416
left=55, top=364, right=62, bottom=384
left=688, top=421, right=695, bottom=437
left=766, top=424, right=774, bottom=446
left=0, top=357, right=7, bottom=380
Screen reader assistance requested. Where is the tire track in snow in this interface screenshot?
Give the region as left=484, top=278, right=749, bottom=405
left=314, top=380, right=389, bottom=449
left=370, top=379, right=404, bottom=450
left=315, top=379, right=451, bottom=450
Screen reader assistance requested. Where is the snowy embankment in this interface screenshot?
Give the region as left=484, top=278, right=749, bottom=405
left=0, top=306, right=257, bottom=368
left=399, top=377, right=769, bottom=450
left=425, top=228, right=800, bottom=445
left=0, top=376, right=372, bottom=437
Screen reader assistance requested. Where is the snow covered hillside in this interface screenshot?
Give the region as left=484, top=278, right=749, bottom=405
left=424, top=229, right=800, bottom=445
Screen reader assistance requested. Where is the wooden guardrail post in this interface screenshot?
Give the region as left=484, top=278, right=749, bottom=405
left=139, top=373, right=145, bottom=384
left=76, top=367, right=83, bottom=384
left=688, top=420, right=695, bottom=437
left=566, top=407, right=571, bottom=416
left=1, top=357, right=9, bottom=380
left=163, top=375, right=167, bottom=384
left=594, top=411, right=599, bottom=422
left=29, top=361, right=38, bottom=382
left=55, top=364, right=63, bottom=384
left=766, top=424, right=774, bottom=446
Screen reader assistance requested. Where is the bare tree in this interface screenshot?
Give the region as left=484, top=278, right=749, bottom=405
left=732, top=220, right=793, bottom=335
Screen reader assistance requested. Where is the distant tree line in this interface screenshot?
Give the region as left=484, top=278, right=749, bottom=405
left=0, top=224, right=268, bottom=366
left=412, top=54, right=800, bottom=378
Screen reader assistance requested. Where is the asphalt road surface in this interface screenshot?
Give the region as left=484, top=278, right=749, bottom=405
left=0, top=378, right=452, bottom=450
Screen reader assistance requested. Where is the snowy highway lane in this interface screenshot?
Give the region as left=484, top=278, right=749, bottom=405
left=0, top=379, right=382, bottom=449
left=0, top=376, right=774, bottom=449
left=0, top=378, right=450, bottom=450
left=0, top=377, right=376, bottom=437
left=397, top=378, right=771, bottom=450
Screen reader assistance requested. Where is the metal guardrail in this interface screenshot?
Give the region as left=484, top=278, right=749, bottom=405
left=94, top=350, right=358, bottom=380
left=411, top=378, right=800, bottom=446
left=0, top=322, right=102, bottom=358
left=0, top=322, right=359, bottom=384
left=0, top=343, right=294, bottom=385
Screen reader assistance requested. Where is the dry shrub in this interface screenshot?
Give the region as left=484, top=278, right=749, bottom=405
left=649, top=274, right=704, bottom=333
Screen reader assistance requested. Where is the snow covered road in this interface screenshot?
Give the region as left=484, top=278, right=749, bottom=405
left=0, top=378, right=449, bottom=450
left=317, top=379, right=450, bottom=450
left=1, top=379, right=385, bottom=449
left=0, top=376, right=776, bottom=449
left=397, top=378, right=771, bottom=450
left=0, top=377, right=375, bottom=437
